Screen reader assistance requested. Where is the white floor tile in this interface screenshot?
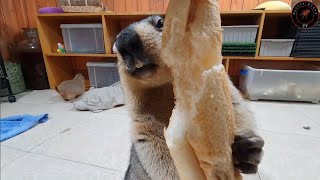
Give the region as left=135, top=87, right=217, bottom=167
left=1, top=102, right=92, bottom=151
left=1, top=146, right=26, bottom=168
left=294, top=104, right=320, bottom=126
left=17, top=90, right=64, bottom=104
left=2, top=90, right=320, bottom=180
left=32, top=113, right=131, bottom=172
left=0, top=101, right=74, bottom=118
left=242, top=173, right=261, bottom=180
left=258, top=131, right=320, bottom=180
left=248, top=101, right=320, bottom=137
left=1, top=153, right=124, bottom=180
left=103, top=105, right=128, bottom=115
left=1, top=102, right=43, bottom=118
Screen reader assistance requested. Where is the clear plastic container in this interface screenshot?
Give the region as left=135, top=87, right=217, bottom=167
left=222, top=25, right=259, bottom=43
left=61, top=24, right=105, bottom=53
left=239, top=66, right=320, bottom=103
left=259, top=39, right=295, bottom=57
left=86, top=62, right=120, bottom=88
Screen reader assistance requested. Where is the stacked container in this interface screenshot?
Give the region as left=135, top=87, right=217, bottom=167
left=222, top=25, right=258, bottom=56
left=60, top=24, right=105, bottom=53
left=259, top=39, right=295, bottom=56
left=291, top=21, right=320, bottom=57
left=86, top=62, right=120, bottom=88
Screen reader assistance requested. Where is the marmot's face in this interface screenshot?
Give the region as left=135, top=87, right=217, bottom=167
left=116, top=16, right=172, bottom=87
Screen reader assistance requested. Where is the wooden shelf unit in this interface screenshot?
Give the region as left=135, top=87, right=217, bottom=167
left=37, top=10, right=320, bottom=89
left=44, top=53, right=117, bottom=57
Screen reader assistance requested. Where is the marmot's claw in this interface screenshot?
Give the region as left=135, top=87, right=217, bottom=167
left=232, top=133, right=264, bottom=174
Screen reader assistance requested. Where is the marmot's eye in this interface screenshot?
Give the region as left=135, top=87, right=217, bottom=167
left=156, top=19, right=163, bottom=29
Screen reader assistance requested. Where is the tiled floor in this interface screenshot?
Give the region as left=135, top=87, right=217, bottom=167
left=1, top=90, right=319, bottom=180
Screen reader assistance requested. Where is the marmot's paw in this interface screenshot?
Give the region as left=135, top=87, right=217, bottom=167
left=232, top=132, right=264, bottom=174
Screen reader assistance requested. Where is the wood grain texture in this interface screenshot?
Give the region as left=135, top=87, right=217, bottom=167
left=282, top=0, right=291, bottom=4
left=0, top=2, right=10, bottom=59
left=25, top=0, right=38, bottom=27
left=114, top=0, right=126, bottom=12
left=242, top=0, right=259, bottom=10
left=36, top=0, right=47, bottom=9
left=44, top=56, right=74, bottom=89
left=102, top=0, right=114, bottom=11
left=45, top=0, right=57, bottom=7
left=164, top=0, right=169, bottom=10
left=231, top=0, right=244, bottom=10
left=102, top=15, right=112, bottom=54
left=1, top=0, right=21, bottom=43
left=220, top=0, right=232, bottom=10
left=255, top=13, right=265, bottom=56
left=126, top=0, right=138, bottom=12
left=153, top=0, right=164, bottom=12
left=13, top=0, right=29, bottom=29
left=137, top=0, right=151, bottom=12
left=258, top=0, right=269, bottom=3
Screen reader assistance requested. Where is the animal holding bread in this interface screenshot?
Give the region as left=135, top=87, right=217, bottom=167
left=115, top=1, right=264, bottom=179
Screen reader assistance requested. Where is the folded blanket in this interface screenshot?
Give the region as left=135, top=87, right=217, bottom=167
left=0, top=114, right=49, bottom=142
left=73, top=81, right=125, bottom=112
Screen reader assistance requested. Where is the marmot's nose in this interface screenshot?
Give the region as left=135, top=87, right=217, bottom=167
left=116, top=28, right=143, bottom=56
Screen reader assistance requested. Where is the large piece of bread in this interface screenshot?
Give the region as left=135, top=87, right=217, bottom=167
left=162, top=0, right=242, bottom=179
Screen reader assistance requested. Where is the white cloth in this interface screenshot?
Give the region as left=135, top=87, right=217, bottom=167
left=73, top=82, right=125, bottom=112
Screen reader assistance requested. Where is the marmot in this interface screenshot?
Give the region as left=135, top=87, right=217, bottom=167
left=115, top=16, right=264, bottom=180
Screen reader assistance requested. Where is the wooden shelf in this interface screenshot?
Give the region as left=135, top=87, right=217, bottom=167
left=256, top=57, right=320, bottom=61
left=224, top=56, right=320, bottom=61
left=37, top=13, right=104, bottom=17
left=37, top=10, right=267, bottom=18
left=45, top=53, right=117, bottom=58
left=37, top=10, right=320, bottom=89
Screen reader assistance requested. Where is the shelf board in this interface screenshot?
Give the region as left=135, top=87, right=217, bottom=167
left=44, top=53, right=320, bottom=61
left=45, top=53, right=117, bottom=58
left=224, top=56, right=320, bottom=61
left=105, top=12, right=164, bottom=16
left=256, top=56, right=320, bottom=61
left=37, top=10, right=266, bottom=18
left=37, top=13, right=104, bottom=17
left=223, top=56, right=256, bottom=60
left=221, top=10, right=263, bottom=15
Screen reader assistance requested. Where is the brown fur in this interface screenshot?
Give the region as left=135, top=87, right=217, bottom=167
left=117, top=16, right=263, bottom=180
left=56, top=73, right=85, bottom=101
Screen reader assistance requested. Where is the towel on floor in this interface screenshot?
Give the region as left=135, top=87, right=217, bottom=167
left=0, top=114, right=48, bottom=142
left=73, top=81, right=125, bottom=112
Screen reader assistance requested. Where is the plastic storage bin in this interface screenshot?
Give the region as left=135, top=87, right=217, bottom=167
left=222, top=25, right=259, bottom=43
left=61, top=24, right=105, bottom=53
left=259, top=39, right=295, bottom=56
left=239, top=66, right=320, bottom=103
left=86, top=62, right=120, bottom=88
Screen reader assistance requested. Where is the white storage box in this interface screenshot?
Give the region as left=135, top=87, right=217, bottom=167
left=239, top=66, right=320, bottom=103
left=259, top=39, right=295, bottom=57
left=61, top=24, right=105, bottom=53
left=222, top=25, right=259, bottom=43
left=86, top=62, right=120, bottom=88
